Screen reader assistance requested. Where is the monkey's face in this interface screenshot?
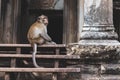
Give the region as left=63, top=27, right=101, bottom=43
left=37, top=15, right=48, bottom=26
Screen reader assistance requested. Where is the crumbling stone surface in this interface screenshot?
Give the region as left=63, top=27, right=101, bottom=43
left=67, top=40, right=120, bottom=58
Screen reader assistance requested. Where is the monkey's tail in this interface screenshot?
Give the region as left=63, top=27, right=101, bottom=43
left=32, top=43, right=43, bottom=68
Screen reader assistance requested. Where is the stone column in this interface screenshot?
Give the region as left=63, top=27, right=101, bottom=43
left=79, top=0, right=118, bottom=43
left=66, top=0, right=120, bottom=80
left=67, top=0, right=120, bottom=56
left=66, top=0, right=120, bottom=79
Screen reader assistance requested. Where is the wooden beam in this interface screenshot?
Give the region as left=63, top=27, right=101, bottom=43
left=0, top=44, right=66, bottom=48
left=53, top=48, right=60, bottom=80
left=0, top=54, right=80, bottom=59
left=0, top=68, right=80, bottom=73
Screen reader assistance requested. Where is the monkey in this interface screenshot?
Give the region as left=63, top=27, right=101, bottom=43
left=27, top=15, right=56, bottom=68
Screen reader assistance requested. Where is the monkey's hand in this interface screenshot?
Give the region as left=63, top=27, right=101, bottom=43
left=45, top=41, right=56, bottom=45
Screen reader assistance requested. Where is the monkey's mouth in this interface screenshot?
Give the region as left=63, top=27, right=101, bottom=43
left=44, top=23, right=48, bottom=26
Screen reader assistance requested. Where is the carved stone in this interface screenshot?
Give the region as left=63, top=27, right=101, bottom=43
left=67, top=40, right=120, bottom=56
left=67, top=1, right=120, bottom=79
left=80, top=0, right=118, bottom=40
left=29, top=0, right=63, bottom=10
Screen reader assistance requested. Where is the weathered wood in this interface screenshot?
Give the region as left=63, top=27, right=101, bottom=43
left=10, top=59, right=16, bottom=68
left=0, top=0, right=21, bottom=43
left=63, top=0, right=77, bottom=44
left=0, top=68, right=80, bottom=73
left=16, top=48, right=21, bottom=54
left=10, top=48, right=21, bottom=68
left=55, top=48, right=60, bottom=67
left=0, top=54, right=80, bottom=59
left=0, top=44, right=80, bottom=80
left=2, top=0, right=13, bottom=43
left=53, top=48, right=60, bottom=80
left=12, top=0, right=21, bottom=43
left=4, top=73, right=10, bottom=80
left=0, top=44, right=66, bottom=48
left=52, top=73, right=57, bottom=80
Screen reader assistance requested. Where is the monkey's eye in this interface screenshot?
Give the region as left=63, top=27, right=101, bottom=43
left=37, top=18, right=40, bottom=21
left=42, top=19, right=45, bottom=22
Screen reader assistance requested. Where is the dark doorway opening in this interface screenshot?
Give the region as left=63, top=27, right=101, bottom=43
left=20, top=0, right=63, bottom=44
left=113, top=0, right=120, bottom=41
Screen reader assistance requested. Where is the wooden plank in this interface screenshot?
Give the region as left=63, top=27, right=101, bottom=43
left=0, top=68, right=80, bottom=72
left=53, top=48, right=60, bottom=80
left=0, top=44, right=66, bottom=48
left=0, top=54, right=80, bottom=59
left=10, top=48, right=21, bottom=67
left=55, top=48, right=60, bottom=67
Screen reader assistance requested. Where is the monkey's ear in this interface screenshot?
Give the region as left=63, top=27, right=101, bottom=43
left=41, top=15, right=48, bottom=19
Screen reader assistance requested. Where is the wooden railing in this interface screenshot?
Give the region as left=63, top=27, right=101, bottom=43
left=0, top=44, right=80, bottom=80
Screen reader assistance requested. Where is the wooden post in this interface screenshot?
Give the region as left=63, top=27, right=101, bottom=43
left=11, top=48, right=21, bottom=67
left=2, top=0, right=13, bottom=43
left=4, top=73, right=10, bottom=80
left=13, top=0, right=21, bottom=43
left=52, top=48, right=60, bottom=80
left=63, top=0, right=77, bottom=44
left=0, top=0, right=21, bottom=43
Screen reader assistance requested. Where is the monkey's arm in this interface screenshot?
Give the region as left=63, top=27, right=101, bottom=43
left=40, top=27, right=52, bottom=41
left=40, top=32, right=52, bottom=41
